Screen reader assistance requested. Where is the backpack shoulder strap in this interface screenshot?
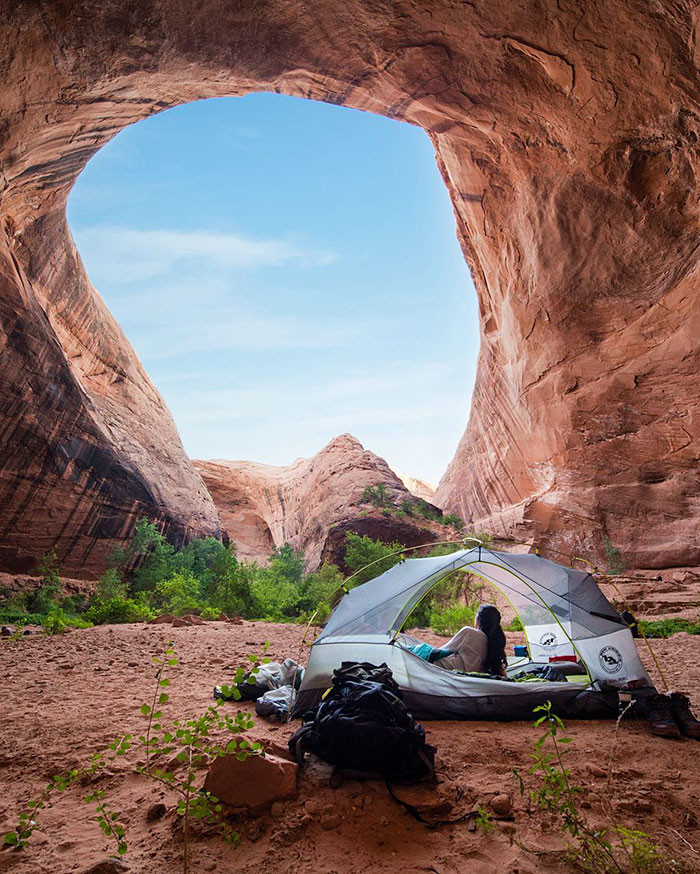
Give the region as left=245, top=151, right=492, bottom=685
left=287, top=722, right=316, bottom=765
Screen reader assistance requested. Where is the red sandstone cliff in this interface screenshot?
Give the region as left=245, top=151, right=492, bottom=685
left=0, top=1, right=698, bottom=576
left=194, top=434, right=447, bottom=570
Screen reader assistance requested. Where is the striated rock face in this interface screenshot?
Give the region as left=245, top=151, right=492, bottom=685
left=194, top=434, right=443, bottom=570
left=0, top=1, right=699, bottom=575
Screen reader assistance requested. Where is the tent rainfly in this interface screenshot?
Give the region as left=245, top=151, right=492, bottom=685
left=294, top=547, right=656, bottom=720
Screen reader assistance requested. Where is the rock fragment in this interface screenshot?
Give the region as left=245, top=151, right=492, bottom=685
left=203, top=752, right=297, bottom=810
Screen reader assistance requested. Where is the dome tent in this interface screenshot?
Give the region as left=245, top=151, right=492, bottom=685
left=293, top=546, right=655, bottom=720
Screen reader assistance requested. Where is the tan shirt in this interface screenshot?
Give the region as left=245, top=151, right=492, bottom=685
left=437, top=626, right=488, bottom=673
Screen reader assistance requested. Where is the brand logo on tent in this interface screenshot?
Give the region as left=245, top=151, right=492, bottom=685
left=598, top=646, right=623, bottom=674
left=539, top=632, right=557, bottom=647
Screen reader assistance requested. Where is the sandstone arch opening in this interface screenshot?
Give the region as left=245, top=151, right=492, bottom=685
left=1, top=3, right=698, bottom=578
left=66, top=92, right=478, bottom=489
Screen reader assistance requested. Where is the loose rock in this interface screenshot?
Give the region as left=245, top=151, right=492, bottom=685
left=83, top=859, right=130, bottom=874
left=146, top=802, right=166, bottom=822
left=584, top=762, right=607, bottom=778
left=489, top=793, right=512, bottom=817
left=320, top=812, right=342, bottom=830
left=204, top=752, right=298, bottom=810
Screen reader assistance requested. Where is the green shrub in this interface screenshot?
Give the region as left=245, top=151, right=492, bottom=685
left=507, top=616, right=524, bottom=632
left=154, top=571, right=203, bottom=615
left=297, top=562, right=345, bottom=622
left=42, top=609, right=92, bottom=635
left=465, top=530, right=493, bottom=547
left=129, top=520, right=176, bottom=593
left=42, top=611, right=67, bottom=635
left=344, top=532, right=405, bottom=585
left=426, top=543, right=462, bottom=557
left=27, top=584, right=61, bottom=614
left=412, top=499, right=440, bottom=521
left=60, top=593, right=87, bottom=614
left=440, top=513, right=465, bottom=530
left=95, top=568, right=127, bottom=600
left=211, top=560, right=259, bottom=619
left=85, top=596, right=154, bottom=625
left=361, top=483, right=391, bottom=508
left=0, top=610, right=45, bottom=626
left=603, top=538, right=626, bottom=576
left=429, top=603, right=478, bottom=636
left=639, top=618, right=700, bottom=638
left=250, top=571, right=299, bottom=621
left=37, top=548, right=61, bottom=587
left=199, top=606, right=221, bottom=621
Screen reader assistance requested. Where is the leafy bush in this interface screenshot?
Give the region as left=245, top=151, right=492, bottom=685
left=0, top=610, right=45, bottom=626
left=42, top=609, right=92, bottom=635
left=638, top=618, right=700, bottom=638
left=426, top=543, right=463, bottom=557
left=507, top=615, right=524, bottom=632
left=26, top=583, right=61, bottom=615
left=154, top=571, right=203, bottom=616
left=429, top=603, right=478, bottom=636
left=95, top=568, right=127, bottom=600
left=604, top=538, right=626, bottom=576
left=344, top=532, right=405, bottom=585
left=465, top=529, right=493, bottom=547
left=37, top=548, right=61, bottom=587
left=361, top=483, right=391, bottom=508
left=297, top=562, right=345, bottom=622
left=60, top=593, right=87, bottom=614
left=85, top=596, right=154, bottom=625
left=210, top=558, right=259, bottom=619
left=440, top=513, right=465, bottom=530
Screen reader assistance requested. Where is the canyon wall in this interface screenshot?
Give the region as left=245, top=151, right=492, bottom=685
left=0, top=0, right=698, bottom=575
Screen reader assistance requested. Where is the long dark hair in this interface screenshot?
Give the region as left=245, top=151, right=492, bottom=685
left=476, top=604, right=507, bottom=676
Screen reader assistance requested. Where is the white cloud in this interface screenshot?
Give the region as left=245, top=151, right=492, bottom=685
left=72, top=225, right=336, bottom=283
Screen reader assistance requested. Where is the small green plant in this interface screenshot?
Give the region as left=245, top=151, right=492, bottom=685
left=41, top=609, right=91, bottom=635
left=465, top=530, right=493, bottom=548
left=3, top=747, right=129, bottom=855
left=604, top=538, right=627, bottom=576
left=3, top=642, right=264, bottom=874
left=429, top=603, right=478, bottom=636
left=507, top=615, right=524, bottom=632
left=361, top=483, right=392, bottom=508
left=638, top=618, right=700, bottom=638
left=515, top=701, right=684, bottom=873
left=85, top=595, right=154, bottom=625
left=475, top=804, right=494, bottom=835
left=42, top=610, right=67, bottom=636
left=137, top=642, right=263, bottom=873
left=36, top=548, right=61, bottom=587
left=440, top=513, right=465, bottom=531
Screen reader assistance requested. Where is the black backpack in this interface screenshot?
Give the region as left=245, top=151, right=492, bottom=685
left=288, top=661, right=436, bottom=784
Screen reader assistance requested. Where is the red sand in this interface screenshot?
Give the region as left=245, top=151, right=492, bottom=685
left=0, top=622, right=699, bottom=874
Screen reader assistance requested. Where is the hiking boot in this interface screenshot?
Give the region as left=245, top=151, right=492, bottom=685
left=647, top=693, right=682, bottom=738
left=669, top=693, right=700, bottom=739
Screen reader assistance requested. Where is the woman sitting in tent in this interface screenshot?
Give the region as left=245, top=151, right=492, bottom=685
left=433, top=604, right=508, bottom=677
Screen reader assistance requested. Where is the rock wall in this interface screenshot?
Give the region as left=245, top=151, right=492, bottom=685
left=0, top=1, right=698, bottom=575
left=195, top=434, right=443, bottom=570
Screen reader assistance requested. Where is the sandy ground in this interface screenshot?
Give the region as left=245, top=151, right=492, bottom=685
left=0, top=621, right=699, bottom=874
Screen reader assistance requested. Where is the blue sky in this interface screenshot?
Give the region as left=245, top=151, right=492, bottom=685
left=68, top=93, right=479, bottom=484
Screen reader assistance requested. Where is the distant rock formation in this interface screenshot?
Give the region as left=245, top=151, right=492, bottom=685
left=392, top=470, right=437, bottom=504
left=195, top=435, right=448, bottom=570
